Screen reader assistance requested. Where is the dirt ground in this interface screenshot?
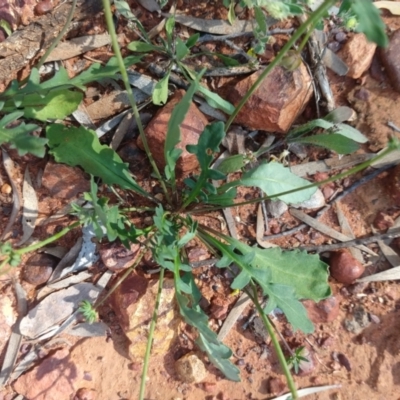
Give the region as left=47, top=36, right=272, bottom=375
left=1, top=1, right=400, bottom=400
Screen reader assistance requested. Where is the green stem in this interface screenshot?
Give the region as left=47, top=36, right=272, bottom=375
left=225, top=0, right=336, bottom=131
left=14, top=221, right=81, bottom=255
left=190, top=144, right=396, bottom=214
left=250, top=282, right=298, bottom=399
left=101, top=0, right=172, bottom=205
left=139, top=267, right=165, bottom=400
left=35, top=0, right=78, bottom=71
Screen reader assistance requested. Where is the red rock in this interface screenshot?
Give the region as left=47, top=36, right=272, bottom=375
left=329, top=250, right=365, bottom=284
left=13, top=348, right=81, bottom=400
left=110, top=274, right=148, bottom=330
left=267, top=377, right=285, bottom=394
left=22, top=253, right=57, bottom=285
left=380, top=29, right=400, bottom=92
left=387, top=164, right=400, bottom=203
left=35, top=0, right=53, bottom=15
left=99, top=242, right=140, bottom=272
left=339, top=33, right=376, bottom=79
left=373, top=211, right=394, bottom=231
left=112, top=277, right=178, bottom=361
left=74, top=388, right=97, bottom=400
left=303, top=296, right=340, bottom=323
left=202, top=382, right=217, bottom=393
left=137, top=89, right=208, bottom=175
left=42, top=162, right=89, bottom=199
left=210, top=294, right=229, bottom=320
left=225, top=63, right=312, bottom=133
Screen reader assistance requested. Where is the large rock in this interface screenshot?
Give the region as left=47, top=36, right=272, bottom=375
left=13, top=348, right=81, bottom=400
left=225, top=63, right=312, bottom=133
left=111, top=275, right=179, bottom=361
left=380, top=29, right=400, bottom=93
left=137, top=90, right=209, bottom=175
left=42, top=162, right=89, bottom=199
left=339, top=33, right=376, bottom=79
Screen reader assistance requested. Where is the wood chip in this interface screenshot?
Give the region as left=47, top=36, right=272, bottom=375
left=289, top=208, right=377, bottom=256
left=0, top=149, right=22, bottom=241
left=18, top=168, right=38, bottom=246
left=166, top=14, right=259, bottom=35
left=335, top=202, right=363, bottom=263
left=357, top=266, right=400, bottom=282
left=46, top=33, right=119, bottom=62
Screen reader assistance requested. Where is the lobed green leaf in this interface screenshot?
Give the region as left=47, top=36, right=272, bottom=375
left=46, top=124, right=148, bottom=197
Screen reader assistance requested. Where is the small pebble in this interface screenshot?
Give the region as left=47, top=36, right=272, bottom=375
left=236, top=359, right=245, bottom=366
left=369, top=313, right=380, bottom=324
left=329, top=250, right=365, bottom=284
left=328, top=41, right=341, bottom=53
left=353, top=87, right=370, bottom=101
left=335, top=31, right=347, bottom=43
left=1, top=183, right=11, bottom=194
left=22, top=253, right=57, bottom=285
left=35, top=0, right=53, bottom=15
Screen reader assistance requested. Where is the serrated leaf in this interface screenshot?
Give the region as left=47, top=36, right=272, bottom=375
left=352, top=0, right=388, bottom=47
left=23, top=90, right=82, bottom=121
left=295, top=134, right=360, bottom=154
left=175, top=273, right=240, bottom=381
left=46, top=124, right=148, bottom=197
left=183, top=122, right=226, bottom=207
left=217, top=234, right=331, bottom=301
left=203, top=232, right=330, bottom=332
left=152, top=72, right=170, bottom=105
left=0, top=112, right=46, bottom=157
left=239, top=162, right=316, bottom=204
left=196, top=333, right=240, bottom=381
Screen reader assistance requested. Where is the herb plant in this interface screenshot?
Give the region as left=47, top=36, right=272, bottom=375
left=0, top=1, right=392, bottom=399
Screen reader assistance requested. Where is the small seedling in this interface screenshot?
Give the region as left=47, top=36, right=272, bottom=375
left=287, top=346, right=309, bottom=374
left=78, top=300, right=98, bottom=324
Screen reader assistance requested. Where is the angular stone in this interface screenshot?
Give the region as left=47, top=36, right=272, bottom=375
left=225, top=63, right=312, bottom=133
left=99, top=242, right=140, bottom=272
left=380, top=29, right=400, bottom=93
left=303, top=296, right=340, bottom=323
left=22, top=253, right=57, bottom=285
left=387, top=158, right=400, bottom=204
left=137, top=90, right=209, bottom=175
left=175, top=352, right=208, bottom=383
left=111, top=276, right=179, bottom=361
left=42, top=162, right=89, bottom=199
left=13, top=348, right=81, bottom=400
left=339, top=33, right=376, bottom=79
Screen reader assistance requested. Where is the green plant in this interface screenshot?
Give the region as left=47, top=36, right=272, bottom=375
left=0, top=1, right=392, bottom=399
left=287, top=346, right=310, bottom=374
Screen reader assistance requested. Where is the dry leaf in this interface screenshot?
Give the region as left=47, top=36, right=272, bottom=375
left=18, top=168, right=38, bottom=245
